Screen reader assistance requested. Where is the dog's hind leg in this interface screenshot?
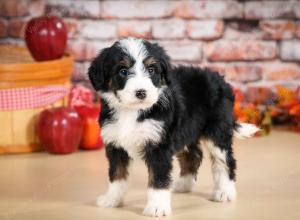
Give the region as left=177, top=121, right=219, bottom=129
left=172, top=143, right=203, bottom=193
left=203, top=138, right=237, bottom=202
left=96, top=144, right=131, bottom=208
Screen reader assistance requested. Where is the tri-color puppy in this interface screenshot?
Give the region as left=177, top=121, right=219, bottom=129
left=88, top=38, right=258, bottom=217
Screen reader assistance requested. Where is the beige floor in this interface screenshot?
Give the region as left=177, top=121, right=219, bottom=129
left=0, top=130, right=300, bottom=220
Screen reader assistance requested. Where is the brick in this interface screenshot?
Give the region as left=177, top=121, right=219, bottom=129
left=246, top=87, right=275, bottom=105
left=244, top=81, right=300, bottom=90
left=245, top=1, right=300, bottom=19
left=80, top=21, right=117, bottom=40
left=225, top=65, right=263, bottom=83
left=67, top=40, right=114, bottom=61
left=224, top=27, right=263, bottom=40
left=206, top=63, right=263, bottom=83
left=260, top=20, right=295, bottom=40
left=205, top=41, right=278, bottom=61
left=117, top=21, right=151, bottom=39
left=205, top=64, right=226, bottom=76
left=0, top=19, right=7, bottom=38
left=174, top=0, right=242, bottom=19
left=85, top=40, right=114, bottom=61
left=159, top=41, right=202, bottom=62
left=45, top=0, right=100, bottom=18
left=64, top=19, right=80, bottom=39
left=72, top=62, right=91, bottom=82
left=101, top=0, right=173, bottom=19
left=297, top=22, right=300, bottom=38
left=172, top=61, right=196, bottom=67
left=0, top=0, right=29, bottom=17
left=280, top=41, right=300, bottom=61
left=263, top=63, right=300, bottom=81
left=224, top=21, right=263, bottom=40
left=29, top=0, right=45, bottom=17
left=72, top=62, right=86, bottom=81
left=67, top=40, right=87, bottom=61
left=7, top=19, right=26, bottom=38
left=187, top=20, right=224, bottom=40
left=152, top=19, right=186, bottom=39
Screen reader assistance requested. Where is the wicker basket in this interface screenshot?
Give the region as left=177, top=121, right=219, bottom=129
left=0, top=45, right=73, bottom=154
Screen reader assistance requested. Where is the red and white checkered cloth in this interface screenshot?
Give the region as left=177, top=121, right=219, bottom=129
left=0, top=86, right=69, bottom=111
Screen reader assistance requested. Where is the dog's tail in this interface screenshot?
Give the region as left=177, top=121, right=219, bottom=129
left=234, top=122, right=260, bottom=139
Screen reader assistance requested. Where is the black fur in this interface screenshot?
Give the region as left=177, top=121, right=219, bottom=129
left=88, top=39, right=237, bottom=190
left=138, top=66, right=237, bottom=184
left=88, top=41, right=169, bottom=93
left=106, top=143, right=131, bottom=182
left=143, top=41, right=171, bottom=85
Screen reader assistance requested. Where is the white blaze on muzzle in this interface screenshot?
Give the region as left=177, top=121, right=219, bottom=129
left=116, top=38, right=160, bottom=110
left=117, top=74, right=160, bottom=109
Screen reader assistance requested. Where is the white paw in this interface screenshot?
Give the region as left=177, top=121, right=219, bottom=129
left=143, top=202, right=171, bottom=217
left=96, top=180, right=127, bottom=208
left=96, top=194, right=123, bottom=208
left=212, top=181, right=236, bottom=202
left=172, top=175, right=196, bottom=193
left=143, top=188, right=172, bottom=217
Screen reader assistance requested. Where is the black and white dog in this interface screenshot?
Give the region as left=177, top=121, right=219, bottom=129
left=88, top=38, right=258, bottom=217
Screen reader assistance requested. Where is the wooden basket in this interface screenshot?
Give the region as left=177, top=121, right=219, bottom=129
left=0, top=45, right=73, bottom=154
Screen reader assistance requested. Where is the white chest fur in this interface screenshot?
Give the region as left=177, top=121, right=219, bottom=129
left=101, top=109, right=164, bottom=159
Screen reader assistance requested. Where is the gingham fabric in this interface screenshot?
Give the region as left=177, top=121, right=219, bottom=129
left=0, top=86, right=69, bottom=111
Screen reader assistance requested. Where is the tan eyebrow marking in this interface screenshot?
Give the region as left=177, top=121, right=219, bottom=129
left=143, top=57, right=156, bottom=67
left=119, top=57, right=132, bottom=68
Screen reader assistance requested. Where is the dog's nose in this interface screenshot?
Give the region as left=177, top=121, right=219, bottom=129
left=135, top=89, right=147, bottom=100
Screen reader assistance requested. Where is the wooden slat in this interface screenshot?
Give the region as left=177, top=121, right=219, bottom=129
left=0, top=111, right=13, bottom=145
left=0, top=144, right=43, bottom=154
left=0, top=45, right=73, bottom=154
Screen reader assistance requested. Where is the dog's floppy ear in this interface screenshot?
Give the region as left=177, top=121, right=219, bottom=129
left=144, top=41, right=171, bottom=85
left=159, top=52, right=171, bottom=85
left=88, top=48, right=110, bottom=91
left=152, top=43, right=171, bottom=85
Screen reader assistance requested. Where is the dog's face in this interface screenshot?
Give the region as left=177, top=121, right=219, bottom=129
left=88, top=38, right=170, bottom=110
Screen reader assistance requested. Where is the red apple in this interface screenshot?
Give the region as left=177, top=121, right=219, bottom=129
left=25, top=16, right=67, bottom=61
left=37, top=107, right=83, bottom=154
left=75, top=105, right=104, bottom=150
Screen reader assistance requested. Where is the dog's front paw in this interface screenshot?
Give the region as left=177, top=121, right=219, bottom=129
left=96, top=180, right=127, bottom=208
left=212, top=181, right=236, bottom=202
left=96, top=194, right=123, bottom=208
left=143, top=189, right=171, bottom=217
left=143, top=202, right=171, bottom=217
left=172, top=175, right=195, bottom=193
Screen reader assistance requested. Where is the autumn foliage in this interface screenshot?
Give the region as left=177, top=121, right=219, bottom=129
left=233, top=86, right=300, bottom=134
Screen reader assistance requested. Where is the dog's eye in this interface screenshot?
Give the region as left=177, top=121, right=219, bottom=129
left=119, top=69, right=129, bottom=76
left=147, top=67, right=155, bottom=75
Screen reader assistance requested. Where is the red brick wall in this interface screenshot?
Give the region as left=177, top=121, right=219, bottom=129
left=1, top=0, right=300, bottom=91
